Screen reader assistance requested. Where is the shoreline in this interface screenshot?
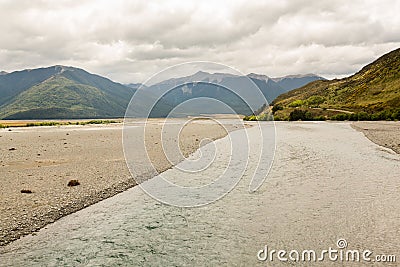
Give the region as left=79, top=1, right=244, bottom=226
left=1, top=120, right=397, bottom=247
left=1, top=121, right=399, bottom=265
left=351, top=121, right=400, bottom=154
left=0, top=119, right=243, bottom=246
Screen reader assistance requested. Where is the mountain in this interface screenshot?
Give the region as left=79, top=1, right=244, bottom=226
left=247, top=73, right=270, bottom=81
left=142, top=71, right=288, bottom=116
left=0, top=71, right=7, bottom=75
left=125, top=83, right=146, bottom=90
left=0, top=64, right=328, bottom=119
left=271, top=74, right=325, bottom=91
left=246, top=72, right=288, bottom=101
left=0, top=66, right=136, bottom=119
left=272, top=48, right=400, bottom=120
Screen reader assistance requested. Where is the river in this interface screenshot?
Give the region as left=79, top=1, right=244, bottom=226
left=1, top=122, right=399, bottom=266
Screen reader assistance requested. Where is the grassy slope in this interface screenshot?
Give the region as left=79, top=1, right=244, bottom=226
left=0, top=76, right=127, bottom=119
left=0, top=67, right=58, bottom=107
left=272, top=48, right=400, bottom=119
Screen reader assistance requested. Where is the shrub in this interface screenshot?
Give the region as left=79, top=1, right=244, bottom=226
left=306, top=96, right=325, bottom=106
left=243, top=115, right=252, bottom=121
left=348, top=113, right=358, bottom=121
left=328, top=109, right=400, bottom=121
left=272, top=104, right=283, bottom=113
left=26, top=122, right=60, bottom=127
left=289, top=109, right=312, bottom=121
left=288, top=100, right=305, bottom=108
left=248, top=115, right=258, bottom=121
left=331, top=114, right=349, bottom=121
left=313, top=115, right=326, bottom=121
left=357, top=112, right=371, bottom=121
left=79, top=120, right=118, bottom=125
left=371, top=110, right=391, bottom=120
left=258, top=113, right=273, bottom=121
left=392, top=110, right=400, bottom=120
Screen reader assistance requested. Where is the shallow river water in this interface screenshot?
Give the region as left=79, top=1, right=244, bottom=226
left=1, top=122, right=399, bottom=266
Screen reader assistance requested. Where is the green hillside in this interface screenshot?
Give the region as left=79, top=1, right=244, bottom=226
left=0, top=76, right=127, bottom=119
left=0, top=66, right=136, bottom=119
left=272, top=48, right=400, bottom=120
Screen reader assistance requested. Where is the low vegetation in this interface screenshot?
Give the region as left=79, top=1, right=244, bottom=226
left=270, top=48, right=400, bottom=121
left=243, top=103, right=274, bottom=121
left=330, top=109, right=400, bottom=121
left=78, top=120, right=118, bottom=125
left=26, top=122, right=61, bottom=127
left=243, top=113, right=274, bottom=121
left=271, top=107, right=400, bottom=121
left=0, top=119, right=120, bottom=128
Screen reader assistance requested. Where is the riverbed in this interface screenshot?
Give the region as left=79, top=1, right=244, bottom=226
left=1, top=122, right=399, bottom=266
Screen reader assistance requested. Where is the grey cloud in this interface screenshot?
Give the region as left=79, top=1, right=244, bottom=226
left=0, top=0, right=399, bottom=83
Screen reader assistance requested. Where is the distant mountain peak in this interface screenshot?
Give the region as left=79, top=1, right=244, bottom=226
left=0, top=65, right=135, bottom=119
left=189, top=71, right=238, bottom=82
left=193, top=70, right=208, bottom=75
left=247, top=73, right=270, bottom=81
left=15, top=65, right=81, bottom=75
left=0, top=71, right=8, bottom=75
left=52, top=65, right=82, bottom=73
left=155, top=70, right=240, bottom=86
left=272, top=73, right=324, bottom=82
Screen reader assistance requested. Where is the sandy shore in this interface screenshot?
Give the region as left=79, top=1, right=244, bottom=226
left=352, top=121, right=400, bottom=154
left=0, top=119, right=243, bottom=246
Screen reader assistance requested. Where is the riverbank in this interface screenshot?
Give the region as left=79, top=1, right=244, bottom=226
left=0, top=119, right=242, bottom=246
left=1, top=122, right=399, bottom=266
left=352, top=121, right=400, bottom=154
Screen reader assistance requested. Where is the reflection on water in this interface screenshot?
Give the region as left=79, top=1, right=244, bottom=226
left=1, top=122, right=399, bottom=266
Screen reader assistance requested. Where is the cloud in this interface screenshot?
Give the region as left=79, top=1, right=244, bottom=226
left=0, top=0, right=399, bottom=82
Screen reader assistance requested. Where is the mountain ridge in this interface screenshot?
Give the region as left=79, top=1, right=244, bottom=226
left=272, top=47, right=400, bottom=120
left=0, top=65, right=327, bottom=119
left=0, top=66, right=136, bottom=119
left=142, top=70, right=288, bottom=116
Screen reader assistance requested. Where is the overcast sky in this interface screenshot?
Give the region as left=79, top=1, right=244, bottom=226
left=0, top=0, right=399, bottom=83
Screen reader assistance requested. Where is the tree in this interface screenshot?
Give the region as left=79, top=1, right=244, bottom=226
left=289, top=109, right=312, bottom=121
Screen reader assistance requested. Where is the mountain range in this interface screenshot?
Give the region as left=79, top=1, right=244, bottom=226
left=272, top=48, right=400, bottom=120
left=141, top=71, right=321, bottom=116
left=0, top=65, right=323, bottom=119
left=271, top=74, right=326, bottom=91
